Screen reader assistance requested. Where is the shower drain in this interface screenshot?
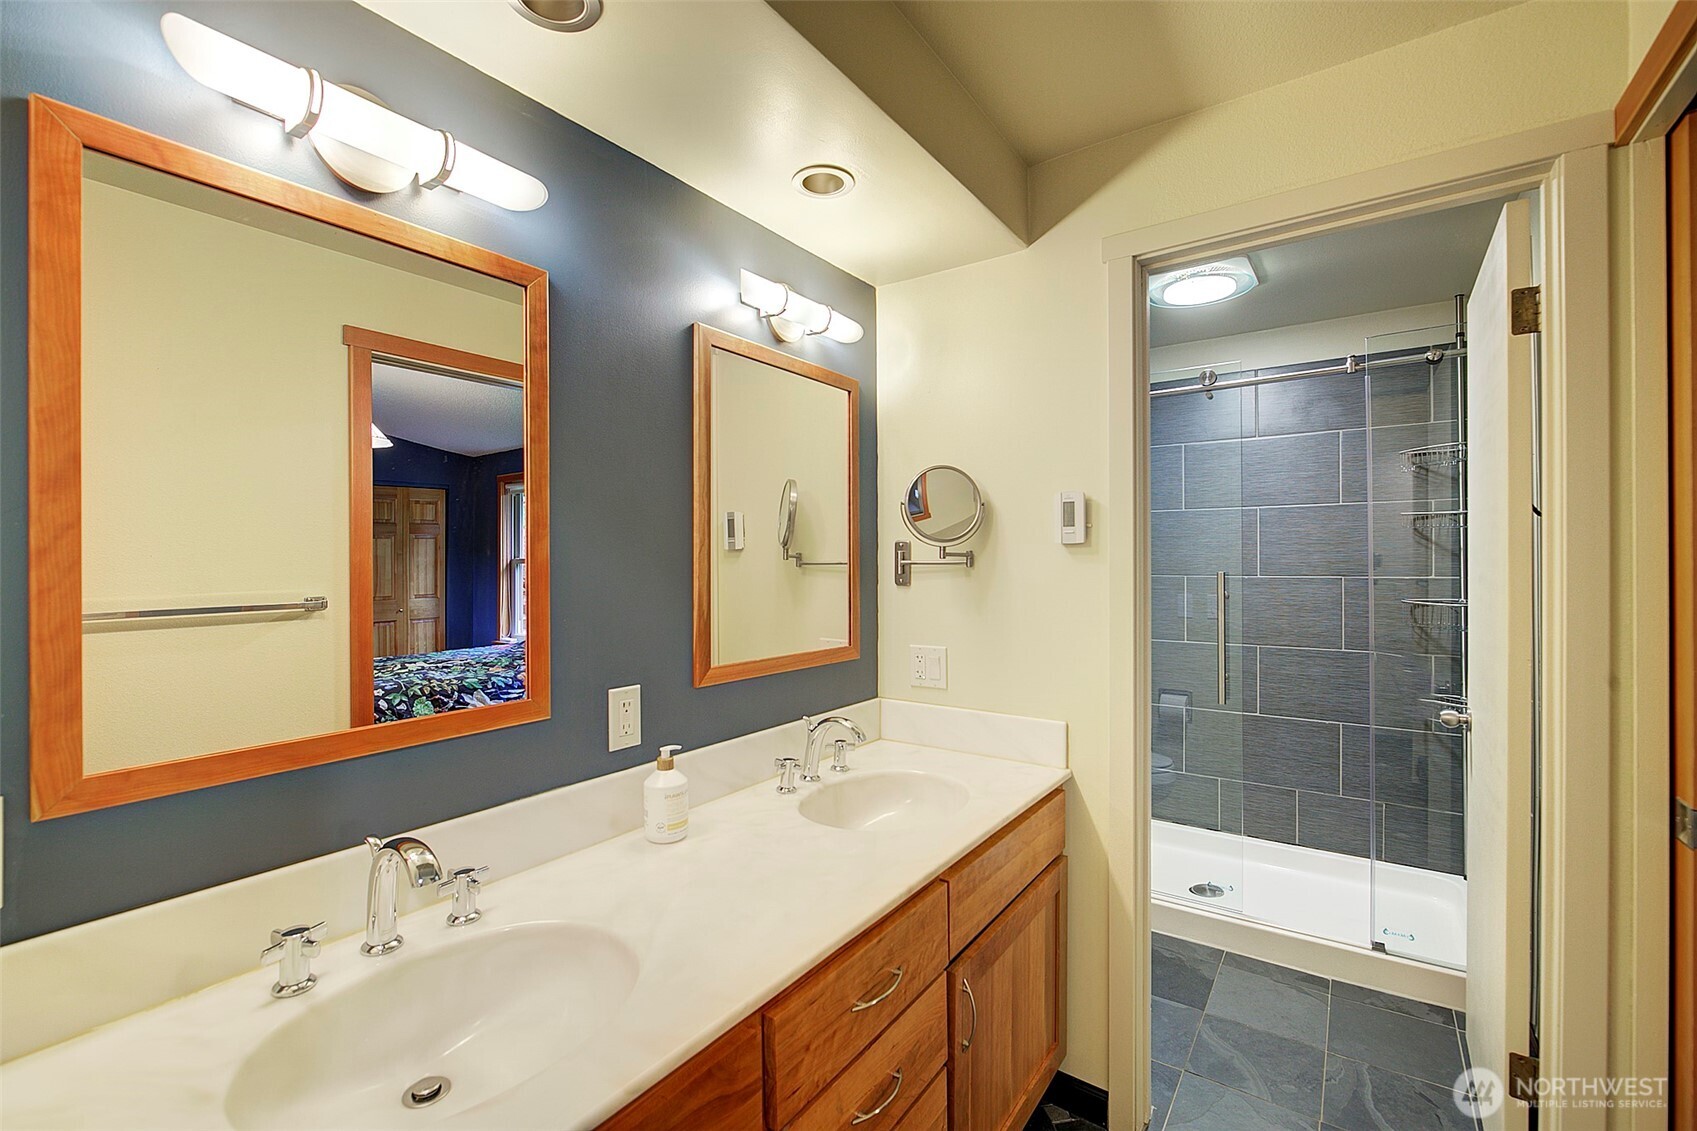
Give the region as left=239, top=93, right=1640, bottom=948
left=402, top=1076, right=452, bottom=1110
left=1188, top=882, right=1228, bottom=899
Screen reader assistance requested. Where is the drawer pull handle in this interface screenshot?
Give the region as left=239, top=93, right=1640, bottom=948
left=960, top=977, right=978, bottom=1051
left=849, top=965, right=905, bottom=1012
left=851, top=1069, right=903, bottom=1124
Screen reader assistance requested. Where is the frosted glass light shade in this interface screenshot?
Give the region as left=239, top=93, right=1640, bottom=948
left=314, top=81, right=439, bottom=178
left=739, top=270, right=861, bottom=344
left=161, top=13, right=312, bottom=130
left=436, top=138, right=549, bottom=212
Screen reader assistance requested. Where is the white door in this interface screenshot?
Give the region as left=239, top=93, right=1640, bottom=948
left=1463, top=199, right=1536, bottom=1131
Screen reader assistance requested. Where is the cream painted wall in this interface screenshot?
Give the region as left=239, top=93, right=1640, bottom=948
left=81, top=159, right=522, bottom=773
left=709, top=350, right=851, bottom=663
left=876, top=0, right=1626, bottom=1088
left=1627, top=0, right=1678, bottom=74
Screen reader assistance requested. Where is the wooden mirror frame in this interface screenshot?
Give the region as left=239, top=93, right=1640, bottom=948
left=691, top=325, right=860, bottom=687
left=27, top=96, right=550, bottom=820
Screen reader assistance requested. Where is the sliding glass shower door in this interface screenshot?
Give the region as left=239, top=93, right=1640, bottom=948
left=1364, top=324, right=1469, bottom=970
left=1149, top=362, right=1250, bottom=915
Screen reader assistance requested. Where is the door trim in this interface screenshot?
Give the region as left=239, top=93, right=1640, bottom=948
left=1103, top=119, right=1618, bottom=1130
left=346, top=326, right=532, bottom=729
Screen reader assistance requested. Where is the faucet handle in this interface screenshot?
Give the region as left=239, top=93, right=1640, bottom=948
left=830, top=738, right=854, bottom=774
left=775, top=756, right=800, bottom=794
left=437, top=866, right=489, bottom=926
left=260, top=921, right=326, bottom=998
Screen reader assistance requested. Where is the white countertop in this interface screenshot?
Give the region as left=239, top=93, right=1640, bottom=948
left=1, top=740, right=1069, bottom=1130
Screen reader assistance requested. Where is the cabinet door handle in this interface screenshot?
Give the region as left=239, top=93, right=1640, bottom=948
left=960, top=976, right=978, bottom=1051
left=851, top=1069, right=903, bottom=1124
left=850, top=966, right=905, bottom=1012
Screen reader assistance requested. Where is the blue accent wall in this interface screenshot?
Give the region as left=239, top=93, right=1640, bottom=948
left=0, top=0, right=876, bottom=942
left=372, top=438, right=522, bottom=651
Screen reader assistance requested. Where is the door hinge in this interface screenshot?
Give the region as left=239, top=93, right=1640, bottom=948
left=1677, top=797, right=1697, bottom=851
left=1509, top=1052, right=1540, bottom=1105
left=1511, top=286, right=1541, bottom=334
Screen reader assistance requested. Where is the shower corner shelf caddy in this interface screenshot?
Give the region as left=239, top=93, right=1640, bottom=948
left=1398, top=441, right=1467, bottom=472
left=1402, top=596, right=1468, bottom=631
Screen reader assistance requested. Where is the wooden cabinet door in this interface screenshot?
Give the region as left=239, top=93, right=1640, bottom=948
left=947, top=856, right=1066, bottom=1131
left=598, top=1014, right=764, bottom=1131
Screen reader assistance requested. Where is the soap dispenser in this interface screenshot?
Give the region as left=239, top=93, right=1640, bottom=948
left=643, top=744, right=689, bottom=844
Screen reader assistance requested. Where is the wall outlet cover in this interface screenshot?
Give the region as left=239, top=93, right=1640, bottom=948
left=908, top=645, right=948, bottom=689
left=608, top=685, right=642, bottom=752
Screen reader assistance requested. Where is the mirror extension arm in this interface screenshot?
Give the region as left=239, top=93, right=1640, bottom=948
left=893, top=540, right=974, bottom=586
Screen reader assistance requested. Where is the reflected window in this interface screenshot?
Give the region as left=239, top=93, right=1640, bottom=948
left=500, top=474, right=527, bottom=641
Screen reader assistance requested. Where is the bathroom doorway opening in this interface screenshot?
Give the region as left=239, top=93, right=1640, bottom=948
left=1104, top=141, right=1613, bottom=1131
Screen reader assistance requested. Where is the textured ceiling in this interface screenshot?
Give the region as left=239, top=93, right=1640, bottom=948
left=890, top=0, right=1524, bottom=164
left=1150, top=197, right=1510, bottom=346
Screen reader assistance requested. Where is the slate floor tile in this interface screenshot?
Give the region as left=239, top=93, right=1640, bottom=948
left=1331, top=981, right=1454, bottom=1028
left=1154, top=996, right=1205, bottom=1068
left=1153, top=1060, right=1183, bottom=1130
left=1323, top=1054, right=1477, bottom=1131
left=1166, top=1072, right=1316, bottom=1131
left=1327, top=998, right=1464, bottom=1087
left=1206, top=964, right=1330, bottom=1047
left=1187, top=1014, right=1327, bottom=1120
left=1221, top=952, right=1331, bottom=994
left=1153, top=933, right=1225, bottom=1010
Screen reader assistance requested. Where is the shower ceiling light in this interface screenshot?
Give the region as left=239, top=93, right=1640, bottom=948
left=1149, top=257, right=1259, bottom=308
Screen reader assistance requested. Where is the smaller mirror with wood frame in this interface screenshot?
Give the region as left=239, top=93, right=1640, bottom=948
left=693, top=325, right=860, bottom=686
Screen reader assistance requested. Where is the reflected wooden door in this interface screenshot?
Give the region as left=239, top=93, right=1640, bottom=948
left=372, top=486, right=447, bottom=658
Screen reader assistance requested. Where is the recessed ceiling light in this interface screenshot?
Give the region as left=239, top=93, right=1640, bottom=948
left=1149, top=257, right=1259, bottom=308
left=793, top=164, right=856, bottom=199
left=511, top=0, right=604, bottom=32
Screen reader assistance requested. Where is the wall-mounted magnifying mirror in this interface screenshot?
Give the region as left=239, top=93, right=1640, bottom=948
left=895, top=465, right=985, bottom=586
left=778, top=478, right=799, bottom=562
left=693, top=326, right=860, bottom=686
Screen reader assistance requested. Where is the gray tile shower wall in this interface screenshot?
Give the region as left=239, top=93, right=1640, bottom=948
left=1150, top=355, right=1466, bottom=876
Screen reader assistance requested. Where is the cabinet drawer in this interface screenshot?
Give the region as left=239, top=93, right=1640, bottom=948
left=788, top=977, right=947, bottom=1131
left=599, top=1014, right=763, bottom=1131
left=891, top=1069, right=946, bottom=1131
left=942, top=790, right=1064, bottom=956
left=764, top=883, right=948, bottom=1128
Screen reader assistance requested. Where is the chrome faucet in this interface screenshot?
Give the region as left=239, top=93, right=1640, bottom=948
left=362, top=835, right=443, bottom=956
left=801, top=715, right=866, bottom=782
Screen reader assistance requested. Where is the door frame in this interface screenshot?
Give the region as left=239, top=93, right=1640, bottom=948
left=346, top=325, right=528, bottom=728
left=1102, top=115, right=1628, bottom=1131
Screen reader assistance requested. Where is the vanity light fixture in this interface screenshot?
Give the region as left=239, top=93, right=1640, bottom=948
left=739, top=269, right=864, bottom=345
left=160, top=14, right=549, bottom=212
left=371, top=424, right=394, bottom=449
left=1148, top=256, right=1259, bottom=308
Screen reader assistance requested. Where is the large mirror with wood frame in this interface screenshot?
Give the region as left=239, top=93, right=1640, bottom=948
left=27, top=97, right=550, bottom=819
left=692, top=325, right=859, bottom=686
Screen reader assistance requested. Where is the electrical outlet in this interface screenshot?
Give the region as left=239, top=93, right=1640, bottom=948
left=909, top=645, right=948, bottom=689
left=608, top=685, right=641, bottom=752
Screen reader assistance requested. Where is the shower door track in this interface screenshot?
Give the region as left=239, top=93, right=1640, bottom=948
left=1149, top=346, right=1467, bottom=399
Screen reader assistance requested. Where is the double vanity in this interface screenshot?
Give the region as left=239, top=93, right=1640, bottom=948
left=1, top=727, right=1070, bottom=1130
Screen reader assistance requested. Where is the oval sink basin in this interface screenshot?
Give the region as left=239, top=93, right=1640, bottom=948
left=225, top=921, right=638, bottom=1129
left=798, top=769, right=969, bottom=831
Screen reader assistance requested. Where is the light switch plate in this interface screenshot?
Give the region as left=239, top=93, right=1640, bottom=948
left=909, top=645, right=948, bottom=689
left=608, top=685, right=642, bottom=752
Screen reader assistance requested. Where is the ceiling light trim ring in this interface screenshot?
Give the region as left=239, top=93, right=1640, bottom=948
left=511, top=0, right=604, bottom=33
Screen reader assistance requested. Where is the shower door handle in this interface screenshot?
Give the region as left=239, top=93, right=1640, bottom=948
left=1216, top=571, right=1228, bottom=704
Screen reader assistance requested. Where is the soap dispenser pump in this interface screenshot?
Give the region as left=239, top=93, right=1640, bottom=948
left=643, top=744, right=689, bottom=844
